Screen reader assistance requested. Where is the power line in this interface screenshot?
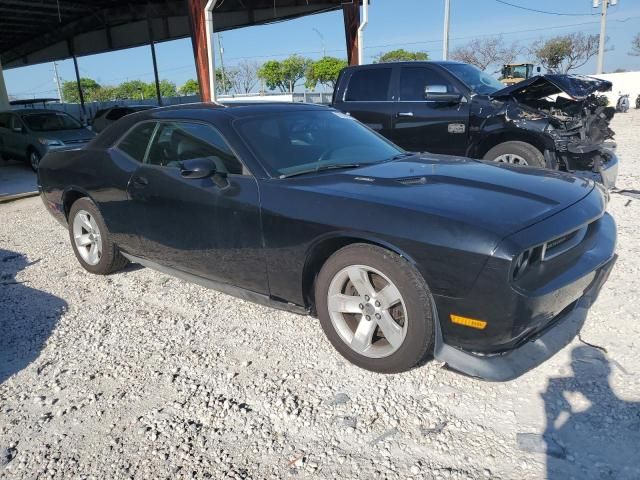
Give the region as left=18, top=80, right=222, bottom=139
left=494, top=0, right=597, bottom=16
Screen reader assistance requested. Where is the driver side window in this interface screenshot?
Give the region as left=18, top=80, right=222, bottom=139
left=146, top=121, right=245, bottom=175
left=399, top=67, right=459, bottom=101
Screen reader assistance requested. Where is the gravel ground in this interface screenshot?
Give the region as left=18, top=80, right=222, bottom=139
left=1, top=112, right=640, bottom=480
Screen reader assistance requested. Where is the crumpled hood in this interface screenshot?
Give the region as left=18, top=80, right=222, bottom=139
left=491, top=75, right=612, bottom=101
left=292, top=155, right=595, bottom=238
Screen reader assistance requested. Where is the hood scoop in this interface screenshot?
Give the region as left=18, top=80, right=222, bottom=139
left=396, top=176, right=428, bottom=186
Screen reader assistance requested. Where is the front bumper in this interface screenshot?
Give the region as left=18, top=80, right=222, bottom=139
left=571, top=148, right=618, bottom=190
left=433, top=254, right=616, bottom=381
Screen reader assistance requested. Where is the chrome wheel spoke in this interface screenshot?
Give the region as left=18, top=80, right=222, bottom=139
left=377, top=282, right=402, bottom=309
left=328, top=294, right=362, bottom=314
left=75, top=233, right=92, bottom=246
left=79, top=213, right=92, bottom=232
left=376, top=311, right=404, bottom=349
left=351, top=317, right=376, bottom=353
left=346, top=266, right=376, bottom=298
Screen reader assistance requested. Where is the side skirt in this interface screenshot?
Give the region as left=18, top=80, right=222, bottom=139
left=121, top=253, right=310, bottom=316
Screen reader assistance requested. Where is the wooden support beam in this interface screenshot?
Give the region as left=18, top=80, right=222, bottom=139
left=342, top=2, right=360, bottom=66
left=187, top=0, right=211, bottom=102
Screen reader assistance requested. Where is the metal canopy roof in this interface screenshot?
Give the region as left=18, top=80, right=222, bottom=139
left=0, top=0, right=346, bottom=69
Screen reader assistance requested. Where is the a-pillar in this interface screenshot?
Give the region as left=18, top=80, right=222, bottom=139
left=0, top=59, right=10, bottom=110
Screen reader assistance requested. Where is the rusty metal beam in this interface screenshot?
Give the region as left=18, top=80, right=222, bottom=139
left=188, top=0, right=211, bottom=101
left=343, top=1, right=360, bottom=66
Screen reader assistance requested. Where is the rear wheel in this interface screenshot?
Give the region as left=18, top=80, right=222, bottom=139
left=315, top=244, right=434, bottom=373
left=68, top=197, right=128, bottom=275
left=28, top=149, right=41, bottom=172
left=483, top=141, right=545, bottom=168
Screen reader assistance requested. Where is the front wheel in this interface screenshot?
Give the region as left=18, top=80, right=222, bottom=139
left=483, top=141, right=545, bottom=168
left=315, top=244, right=434, bottom=374
left=68, top=197, right=129, bottom=275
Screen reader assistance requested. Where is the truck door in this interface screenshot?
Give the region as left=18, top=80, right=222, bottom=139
left=332, top=66, right=394, bottom=139
left=391, top=65, right=470, bottom=155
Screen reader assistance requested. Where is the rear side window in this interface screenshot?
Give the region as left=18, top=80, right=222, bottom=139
left=345, top=68, right=392, bottom=101
left=0, top=113, right=9, bottom=128
left=117, top=122, right=156, bottom=162
left=106, top=108, right=132, bottom=121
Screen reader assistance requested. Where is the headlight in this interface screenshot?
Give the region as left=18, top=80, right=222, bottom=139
left=38, top=138, right=64, bottom=146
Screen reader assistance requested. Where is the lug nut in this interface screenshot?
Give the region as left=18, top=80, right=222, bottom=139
left=375, top=313, right=381, bottom=320
left=359, top=303, right=364, bottom=310
left=365, top=315, right=371, bottom=321
left=364, top=295, right=370, bottom=301
left=375, top=301, right=380, bottom=307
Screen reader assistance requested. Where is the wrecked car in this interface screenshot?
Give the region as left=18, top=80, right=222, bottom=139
left=332, top=62, right=617, bottom=188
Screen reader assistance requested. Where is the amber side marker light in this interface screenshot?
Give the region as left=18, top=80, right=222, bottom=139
left=450, top=314, right=487, bottom=330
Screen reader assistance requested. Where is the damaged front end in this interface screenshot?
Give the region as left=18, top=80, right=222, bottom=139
left=491, top=75, right=618, bottom=188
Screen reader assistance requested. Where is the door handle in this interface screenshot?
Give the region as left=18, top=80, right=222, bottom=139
left=132, top=176, right=149, bottom=187
left=397, top=112, right=414, bottom=117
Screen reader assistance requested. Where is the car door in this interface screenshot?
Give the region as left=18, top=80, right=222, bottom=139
left=125, top=120, right=268, bottom=295
left=391, top=65, right=470, bottom=155
left=4, top=114, right=27, bottom=158
left=334, top=66, right=394, bottom=138
left=0, top=113, right=10, bottom=157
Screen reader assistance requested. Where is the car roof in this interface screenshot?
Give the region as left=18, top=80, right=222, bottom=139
left=131, top=101, right=330, bottom=121
left=342, top=61, right=466, bottom=69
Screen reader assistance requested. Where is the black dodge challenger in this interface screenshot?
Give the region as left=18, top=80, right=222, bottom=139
left=38, top=103, right=617, bottom=380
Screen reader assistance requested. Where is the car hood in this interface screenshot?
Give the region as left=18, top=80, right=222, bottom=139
left=490, top=74, right=612, bottom=101
left=292, top=155, right=594, bottom=238
left=37, top=128, right=96, bottom=144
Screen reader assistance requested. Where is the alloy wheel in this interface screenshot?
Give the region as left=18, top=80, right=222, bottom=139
left=72, top=209, right=103, bottom=266
left=327, top=264, right=408, bottom=358
left=493, top=153, right=529, bottom=166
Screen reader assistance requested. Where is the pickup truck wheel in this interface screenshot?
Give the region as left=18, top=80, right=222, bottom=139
left=68, top=197, right=129, bottom=275
left=315, top=244, right=434, bottom=374
left=28, top=149, right=41, bottom=172
left=483, top=141, right=545, bottom=168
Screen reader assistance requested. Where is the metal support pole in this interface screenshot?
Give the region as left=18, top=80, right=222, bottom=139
left=148, top=19, right=163, bottom=105
left=0, top=59, right=9, bottom=110
left=596, top=0, right=608, bottom=74
left=205, top=0, right=219, bottom=102
left=53, top=61, right=63, bottom=102
left=442, top=0, right=450, bottom=61
left=357, top=0, right=369, bottom=65
left=72, top=55, right=86, bottom=123
left=218, top=33, right=226, bottom=96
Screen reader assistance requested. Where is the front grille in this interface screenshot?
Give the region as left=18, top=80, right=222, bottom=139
left=64, top=139, right=88, bottom=145
left=542, top=224, right=589, bottom=261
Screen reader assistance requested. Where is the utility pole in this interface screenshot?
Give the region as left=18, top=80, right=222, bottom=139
left=53, top=61, right=63, bottom=102
left=312, top=28, right=326, bottom=57
left=218, top=33, right=227, bottom=96
left=442, top=0, right=451, bottom=60
left=594, top=0, right=617, bottom=74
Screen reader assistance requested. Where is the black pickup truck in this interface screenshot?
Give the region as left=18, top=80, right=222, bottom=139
left=332, top=61, right=618, bottom=188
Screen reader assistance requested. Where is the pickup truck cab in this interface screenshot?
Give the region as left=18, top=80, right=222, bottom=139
left=332, top=61, right=618, bottom=188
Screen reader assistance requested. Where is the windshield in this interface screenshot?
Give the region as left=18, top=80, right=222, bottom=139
left=23, top=112, right=82, bottom=131
left=440, top=63, right=505, bottom=95
left=236, top=110, right=403, bottom=177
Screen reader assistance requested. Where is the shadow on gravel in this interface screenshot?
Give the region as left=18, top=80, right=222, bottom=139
left=0, top=248, right=67, bottom=384
left=538, top=346, right=640, bottom=479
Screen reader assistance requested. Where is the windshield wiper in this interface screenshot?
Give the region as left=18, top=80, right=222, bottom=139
left=279, top=163, right=368, bottom=179
left=387, top=152, right=417, bottom=161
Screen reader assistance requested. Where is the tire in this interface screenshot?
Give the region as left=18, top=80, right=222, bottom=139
left=315, top=243, right=434, bottom=374
left=27, top=148, right=42, bottom=172
left=68, top=197, right=129, bottom=275
left=483, top=141, right=545, bottom=168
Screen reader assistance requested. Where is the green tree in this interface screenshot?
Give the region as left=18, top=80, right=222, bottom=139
left=180, top=79, right=200, bottom=96
left=114, top=80, right=148, bottom=100
left=375, top=49, right=428, bottom=63
left=305, top=56, right=348, bottom=90
left=61, top=78, right=101, bottom=103
left=257, top=55, right=312, bottom=92
left=216, top=68, right=235, bottom=95
left=531, top=33, right=601, bottom=73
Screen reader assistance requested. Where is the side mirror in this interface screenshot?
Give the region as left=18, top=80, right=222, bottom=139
left=180, top=157, right=223, bottom=179
left=424, top=85, right=463, bottom=103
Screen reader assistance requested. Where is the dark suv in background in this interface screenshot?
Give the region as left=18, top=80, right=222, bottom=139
left=332, top=61, right=618, bottom=188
